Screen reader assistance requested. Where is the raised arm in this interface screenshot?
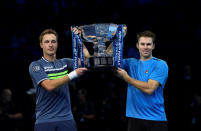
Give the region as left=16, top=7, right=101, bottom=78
left=71, top=26, right=91, bottom=65
left=105, top=26, right=127, bottom=55
left=106, top=42, right=113, bottom=55
left=83, top=44, right=91, bottom=59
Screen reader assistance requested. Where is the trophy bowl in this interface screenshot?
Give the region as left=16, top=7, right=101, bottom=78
left=79, top=23, right=119, bottom=68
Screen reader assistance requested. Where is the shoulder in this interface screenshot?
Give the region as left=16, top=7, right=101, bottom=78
left=29, top=60, right=43, bottom=73
left=123, top=58, right=139, bottom=69
left=59, top=58, right=74, bottom=70
left=29, top=60, right=40, bottom=69
left=153, top=57, right=168, bottom=69
left=123, top=58, right=139, bottom=63
left=60, top=58, right=73, bottom=63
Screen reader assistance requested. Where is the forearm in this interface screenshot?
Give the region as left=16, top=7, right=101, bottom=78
left=41, top=68, right=87, bottom=91
left=41, top=75, right=70, bottom=91
left=78, top=44, right=91, bottom=66
left=118, top=68, right=159, bottom=94
left=83, top=44, right=91, bottom=59
left=106, top=42, right=113, bottom=55
left=105, top=26, right=127, bottom=55
left=124, top=75, right=155, bottom=95
left=50, top=75, right=70, bottom=88
left=41, top=70, right=78, bottom=91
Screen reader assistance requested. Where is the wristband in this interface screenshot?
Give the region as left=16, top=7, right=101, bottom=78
left=68, top=70, right=78, bottom=80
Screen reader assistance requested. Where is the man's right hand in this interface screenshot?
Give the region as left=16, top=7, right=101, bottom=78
left=75, top=67, right=88, bottom=76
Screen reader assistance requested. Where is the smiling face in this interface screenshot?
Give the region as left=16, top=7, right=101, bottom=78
left=136, top=36, right=155, bottom=61
left=40, top=33, right=58, bottom=57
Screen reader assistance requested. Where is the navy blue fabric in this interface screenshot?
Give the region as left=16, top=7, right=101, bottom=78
left=29, top=57, right=74, bottom=124
left=35, top=120, right=77, bottom=131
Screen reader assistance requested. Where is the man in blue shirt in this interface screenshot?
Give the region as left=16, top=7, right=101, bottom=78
left=117, top=30, right=168, bottom=131
left=29, top=29, right=87, bottom=131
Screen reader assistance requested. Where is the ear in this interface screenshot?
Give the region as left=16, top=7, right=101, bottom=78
left=152, top=43, right=155, bottom=50
left=136, top=42, right=139, bottom=49
left=40, top=43, right=43, bottom=49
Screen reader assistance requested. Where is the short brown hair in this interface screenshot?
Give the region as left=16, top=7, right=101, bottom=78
left=39, top=29, right=58, bottom=43
left=137, top=30, right=156, bottom=43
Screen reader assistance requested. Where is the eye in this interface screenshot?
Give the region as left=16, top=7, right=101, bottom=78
left=51, top=40, right=57, bottom=43
left=44, top=40, right=49, bottom=43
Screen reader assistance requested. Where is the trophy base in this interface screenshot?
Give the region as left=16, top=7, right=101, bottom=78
left=89, top=56, right=113, bottom=68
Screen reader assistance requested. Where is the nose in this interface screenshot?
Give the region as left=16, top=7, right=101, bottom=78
left=143, top=44, right=148, bottom=49
left=49, top=42, right=54, bottom=46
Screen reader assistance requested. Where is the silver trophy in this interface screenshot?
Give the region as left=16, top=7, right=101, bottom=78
left=74, top=23, right=127, bottom=68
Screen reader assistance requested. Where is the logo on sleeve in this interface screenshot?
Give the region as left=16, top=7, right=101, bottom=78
left=32, top=66, right=40, bottom=72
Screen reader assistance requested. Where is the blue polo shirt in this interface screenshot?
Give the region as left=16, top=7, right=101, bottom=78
left=29, top=57, right=74, bottom=124
left=123, top=57, right=168, bottom=121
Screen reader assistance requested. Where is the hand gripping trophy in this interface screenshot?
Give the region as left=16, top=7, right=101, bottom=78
left=72, top=23, right=127, bottom=69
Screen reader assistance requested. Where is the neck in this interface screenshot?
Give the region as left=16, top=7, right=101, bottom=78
left=141, top=55, right=152, bottom=61
left=43, top=54, right=56, bottom=62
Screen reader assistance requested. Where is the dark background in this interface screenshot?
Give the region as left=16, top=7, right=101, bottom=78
left=0, top=0, right=201, bottom=131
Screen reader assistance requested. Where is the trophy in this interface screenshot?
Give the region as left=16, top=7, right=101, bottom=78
left=72, top=23, right=127, bottom=69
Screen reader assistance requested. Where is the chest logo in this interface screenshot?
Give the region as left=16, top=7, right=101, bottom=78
left=145, top=70, right=149, bottom=74
left=44, top=66, right=53, bottom=70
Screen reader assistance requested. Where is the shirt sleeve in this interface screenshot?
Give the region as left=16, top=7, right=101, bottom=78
left=123, top=58, right=137, bottom=70
left=29, top=61, right=49, bottom=86
left=122, top=59, right=126, bottom=69
left=149, top=61, right=168, bottom=87
left=123, top=59, right=130, bottom=70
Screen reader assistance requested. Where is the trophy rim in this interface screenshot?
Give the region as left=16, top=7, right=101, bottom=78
left=79, top=23, right=126, bottom=43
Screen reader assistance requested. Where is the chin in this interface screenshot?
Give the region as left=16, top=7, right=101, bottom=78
left=142, top=55, right=151, bottom=59
left=47, top=53, right=55, bottom=56
left=142, top=55, right=149, bottom=58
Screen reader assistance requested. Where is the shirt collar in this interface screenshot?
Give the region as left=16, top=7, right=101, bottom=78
left=42, top=57, right=50, bottom=62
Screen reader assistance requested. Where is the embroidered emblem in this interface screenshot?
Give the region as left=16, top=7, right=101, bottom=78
left=32, top=66, right=40, bottom=72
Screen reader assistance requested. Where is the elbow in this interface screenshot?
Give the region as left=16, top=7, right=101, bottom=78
left=45, top=86, right=55, bottom=92
left=44, top=84, right=57, bottom=92
left=145, top=90, right=154, bottom=95
left=143, top=88, right=155, bottom=95
left=41, top=80, right=56, bottom=92
left=144, top=84, right=158, bottom=95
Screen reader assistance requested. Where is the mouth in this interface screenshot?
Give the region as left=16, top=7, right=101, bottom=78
left=142, top=51, right=149, bottom=54
left=48, top=48, right=54, bottom=51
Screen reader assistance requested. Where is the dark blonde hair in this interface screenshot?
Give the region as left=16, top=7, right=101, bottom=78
left=137, top=30, right=156, bottom=43
left=39, top=29, right=58, bottom=43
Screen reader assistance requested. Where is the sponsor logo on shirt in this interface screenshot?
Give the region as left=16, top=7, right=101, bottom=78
left=44, top=66, right=54, bottom=70
left=44, top=65, right=67, bottom=72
